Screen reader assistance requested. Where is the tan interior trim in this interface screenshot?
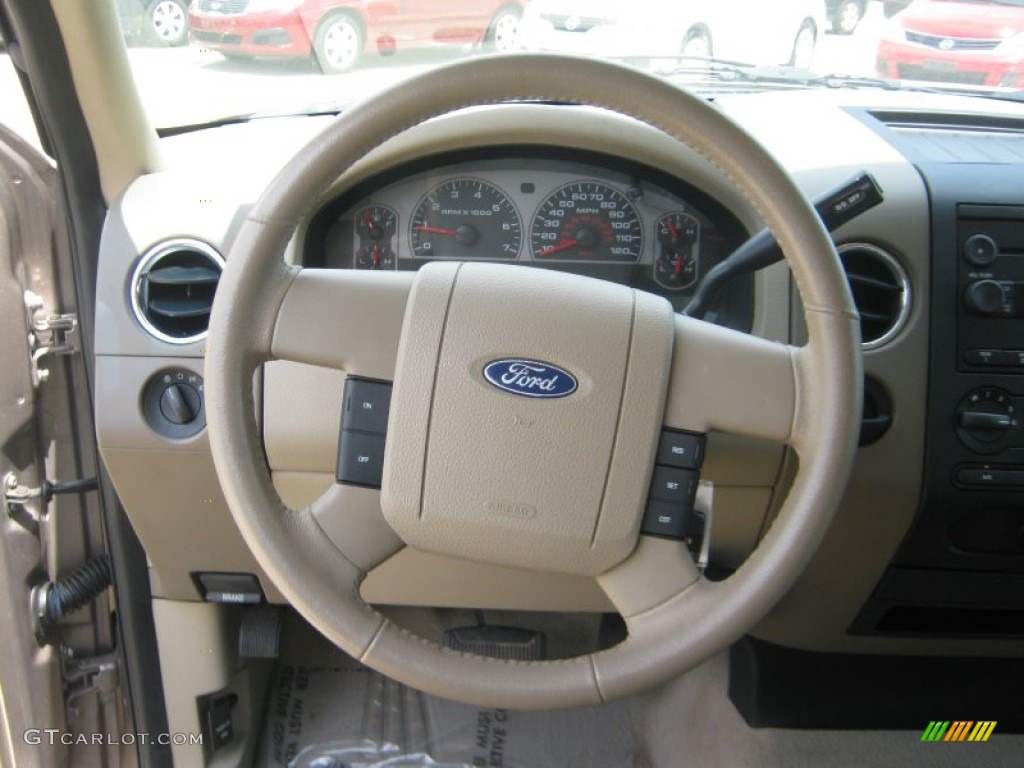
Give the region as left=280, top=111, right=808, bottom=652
left=50, top=0, right=162, bottom=202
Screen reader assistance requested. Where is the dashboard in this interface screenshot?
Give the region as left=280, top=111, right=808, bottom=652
left=303, top=150, right=753, bottom=326
left=93, top=91, right=1024, bottom=664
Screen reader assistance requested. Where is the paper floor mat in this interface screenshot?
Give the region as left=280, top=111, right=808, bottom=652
left=258, top=662, right=634, bottom=768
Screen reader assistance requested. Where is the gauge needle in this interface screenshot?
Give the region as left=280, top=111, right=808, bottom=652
left=537, top=239, right=579, bottom=257
left=372, top=247, right=380, bottom=268
left=415, top=225, right=458, bottom=236
left=665, top=218, right=678, bottom=238
left=674, top=256, right=683, bottom=275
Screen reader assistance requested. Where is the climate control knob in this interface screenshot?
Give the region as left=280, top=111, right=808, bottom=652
left=955, top=388, right=1016, bottom=454
left=963, top=279, right=1007, bottom=316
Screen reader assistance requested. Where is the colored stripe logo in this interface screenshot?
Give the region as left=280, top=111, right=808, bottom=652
left=921, top=721, right=997, bottom=742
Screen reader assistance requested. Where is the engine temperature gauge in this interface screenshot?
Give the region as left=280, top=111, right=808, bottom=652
left=654, top=212, right=699, bottom=290
left=353, top=204, right=397, bottom=270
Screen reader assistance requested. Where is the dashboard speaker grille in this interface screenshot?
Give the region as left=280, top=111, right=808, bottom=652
left=838, top=243, right=911, bottom=350
left=130, top=239, right=224, bottom=344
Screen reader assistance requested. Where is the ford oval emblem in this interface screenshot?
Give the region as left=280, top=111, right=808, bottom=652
left=483, top=359, right=578, bottom=399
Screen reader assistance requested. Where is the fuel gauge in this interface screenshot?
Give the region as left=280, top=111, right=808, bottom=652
left=654, top=212, right=699, bottom=290
left=353, top=204, right=397, bottom=270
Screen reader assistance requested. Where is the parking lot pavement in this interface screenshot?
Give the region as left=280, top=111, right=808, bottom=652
left=2, top=3, right=887, bottom=146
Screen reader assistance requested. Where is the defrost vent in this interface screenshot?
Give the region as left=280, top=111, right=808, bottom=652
left=838, top=243, right=911, bottom=350
left=130, top=239, right=224, bottom=344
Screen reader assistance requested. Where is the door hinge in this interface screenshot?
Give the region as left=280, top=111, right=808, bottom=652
left=24, top=290, right=78, bottom=387
left=62, top=650, right=121, bottom=720
left=4, top=471, right=98, bottom=520
left=3, top=470, right=40, bottom=509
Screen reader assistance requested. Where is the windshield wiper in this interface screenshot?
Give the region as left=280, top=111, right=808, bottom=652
left=655, top=57, right=903, bottom=91
left=158, top=100, right=352, bottom=138
left=653, top=56, right=1024, bottom=103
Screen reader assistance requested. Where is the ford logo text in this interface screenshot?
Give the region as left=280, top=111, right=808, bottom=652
left=483, top=359, right=578, bottom=399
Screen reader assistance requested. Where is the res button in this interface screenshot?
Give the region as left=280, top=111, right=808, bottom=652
left=656, top=429, right=706, bottom=469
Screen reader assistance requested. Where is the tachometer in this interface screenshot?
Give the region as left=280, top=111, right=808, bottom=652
left=409, top=178, right=521, bottom=259
left=531, top=181, right=643, bottom=263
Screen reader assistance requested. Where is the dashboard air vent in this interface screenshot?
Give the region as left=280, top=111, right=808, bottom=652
left=838, top=243, right=910, bottom=350
left=130, top=239, right=224, bottom=344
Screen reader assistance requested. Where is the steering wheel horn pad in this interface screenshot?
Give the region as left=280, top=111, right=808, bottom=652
left=382, top=261, right=674, bottom=575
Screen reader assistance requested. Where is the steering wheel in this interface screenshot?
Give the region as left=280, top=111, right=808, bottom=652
left=205, top=54, right=861, bottom=709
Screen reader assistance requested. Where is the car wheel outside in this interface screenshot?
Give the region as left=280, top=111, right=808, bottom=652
left=314, top=13, right=364, bottom=74
left=485, top=6, right=522, bottom=52
left=789, top=22, right=816, bottom=69
left=648, top=27, right=711, bottom=74
left=145, top=0, right=189, bottom=47
left=680, top=28, right=711, bottom=59
left=832, top=0, right=863, bottom=35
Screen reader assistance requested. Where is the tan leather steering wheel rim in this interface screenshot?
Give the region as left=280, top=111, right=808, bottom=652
left=206, top=54, right=862, bottom=709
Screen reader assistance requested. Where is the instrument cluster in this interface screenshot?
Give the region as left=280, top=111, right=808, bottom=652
left=304, top=150, right=751, bottom=316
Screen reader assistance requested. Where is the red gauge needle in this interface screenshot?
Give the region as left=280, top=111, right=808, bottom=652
left=536, top=239, right=579, bottom=258
left=665, top=218, right=679, bottom=238
left=674, top=256, right=683, bottom=275
left=372, top=247, right=380, bottom=268
left=415, top=225, right=458, bottom=236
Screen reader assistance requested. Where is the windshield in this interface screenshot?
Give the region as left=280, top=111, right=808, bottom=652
left=114, top=0, right=1023, bottom=129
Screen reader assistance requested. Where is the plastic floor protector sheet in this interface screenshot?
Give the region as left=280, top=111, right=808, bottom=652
left=257, top=659, right=634, bottom=768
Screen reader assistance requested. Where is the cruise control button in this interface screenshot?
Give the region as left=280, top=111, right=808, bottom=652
left=657, top=430, right=706, bottom=469
left=641, top=500, right=691, bottom=540
left=649, top=466, right=699, bottom=505
left=342, top=378, right=392, bottom=435
left=337, top=431, right=386, bottom=487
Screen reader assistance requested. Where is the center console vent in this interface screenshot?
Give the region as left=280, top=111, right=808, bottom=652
left=130, top=239, right=225, bottom=344
left=838, top=243, right=911, bottom=349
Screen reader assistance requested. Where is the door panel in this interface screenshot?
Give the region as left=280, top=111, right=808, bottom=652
left=0, top=120, right=70, bottom=768
left=0, top=120, right=121, bottom=767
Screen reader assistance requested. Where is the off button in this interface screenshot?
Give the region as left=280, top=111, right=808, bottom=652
left=336, top=431, right=386, bottom=487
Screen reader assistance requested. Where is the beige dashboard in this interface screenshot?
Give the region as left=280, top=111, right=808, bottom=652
left=95, top=90, right=1016, bottom=655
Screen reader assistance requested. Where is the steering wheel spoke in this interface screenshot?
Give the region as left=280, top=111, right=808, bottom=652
left=665, top=315, right=799, bottom=445
left=597, top=536, right=702, bottom=620
left=270, top=268, right=413, bottom=378
left=307, top=483, right=404, bottom=572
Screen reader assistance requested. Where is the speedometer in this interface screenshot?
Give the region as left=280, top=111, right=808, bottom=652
left=409, top=178, right=521, bottom=259
left=530, top=181, right=643, bottom=263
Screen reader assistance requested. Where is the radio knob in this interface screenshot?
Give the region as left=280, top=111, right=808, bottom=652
left=964, top=279, right=1006, bottom=316
left=963, top=234, right=998, bottom=267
